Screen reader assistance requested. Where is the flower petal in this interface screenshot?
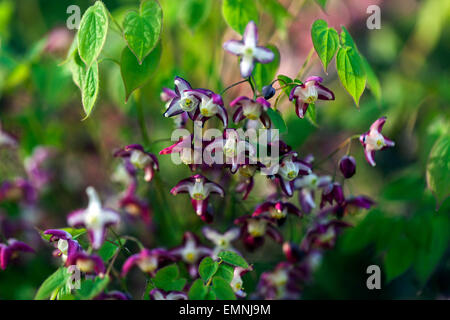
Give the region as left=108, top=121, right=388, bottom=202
left=254, top=46, right=275, bottom=63
left=240, top=55, right=254, bottom=78
left=223, top=40, right=245, bottom=56
left=243, top=21, right=258, bottom=48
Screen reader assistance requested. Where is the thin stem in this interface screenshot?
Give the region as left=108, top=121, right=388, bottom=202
left=297, top=47, right=315, bottom=80
left=316, top=135, right=360, bottom=166
left=220, top=79, right=248, bottom=95
left=107, top=10, right=123, bottom=34
left=247, top=77, right=256, bottom=99
left=122, top=236, right=145, bottom=250
left=134, top=89, right=150, bottom=147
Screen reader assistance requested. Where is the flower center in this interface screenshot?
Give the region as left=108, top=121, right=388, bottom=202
left=280, top=159, right=299, bottom=181
left=243, top=102, right=262, bottom=120
left=130, top=150, right=150, bottom=169
left=184, top=251, right=197, bottom=263
left=270, top=208, right=287, bottom=220
left=180, top=96, right=197, bottom=112
left=248, top=219, right=267, bottom=237
left=367, top=131, right=386, bottom=151
left=138, top=257, right=158, bottom=273
left=77, top=259, right=95, bottom=273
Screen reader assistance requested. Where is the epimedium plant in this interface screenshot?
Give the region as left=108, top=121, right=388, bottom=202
left=1, top=0, right=448, bottom=301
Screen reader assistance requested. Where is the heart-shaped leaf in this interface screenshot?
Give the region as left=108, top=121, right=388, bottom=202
left=81, top=60, right=99, bottom=119
left=311, top=19, right=339, bottom=72
left=222, top=0, right=259, bottom=35
left=123, top=0, right=162, bottom=64
left=77, top=1, right=108, bottom=67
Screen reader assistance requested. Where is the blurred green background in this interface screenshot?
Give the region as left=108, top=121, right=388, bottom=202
left=0, top=0, right=449, bottom=299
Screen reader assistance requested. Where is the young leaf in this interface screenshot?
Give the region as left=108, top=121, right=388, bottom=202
left=153, top=264, right=187, bottom=291
left=76, top=276, right=110, bottom=300
left=123, top=0, right=162, bottom=64
left=198, top=257, right=219, bottom=282
left=222, top=0, right=259, bottom=35
left=179, top=0, right=213, bottom=32
left=252, top=44, right=280, bottom=92
left=81, top=60, right=99, bottom=119
left=188, top=279, right=208, bottom=300
left=120, top=42, right=162, bottom=102
left=34, top=268, right=70, bottom=300
left=212, top=276, right=236, bottom=300
left=266, top=108, right=287, bottom=133
left=214, top=263, right=234, bottom=282
left=305, top=103, right=318, bottom=127
left=77, top=1, right=108, bottom=67
left=218, top=250, right=249, bottom=269
left=426, top=134, right=450, bottom=208
left=336, top=46, right=366, bottom=107
left=311, top=19, right=339, bottom=72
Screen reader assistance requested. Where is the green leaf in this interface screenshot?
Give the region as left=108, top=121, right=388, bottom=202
left=218, top=250, right=249, bottom=269
left=68, top=49, right=85, bottom=89
left=81, top=60, right=99, bottom=119
left=222, top=0, right=259, bottom=35
left=426, top=134, right=450, bottom=208
left=205, top=289, right=217, bottom=300
left=77, top=1, right=109, bottom=67
left=198, top=257, right=219, bottom=282
left=361, top=55, right=381, bottom=101
left=153, top=264, right=187, bottom=292
left=266, top=108, right=287, bottom=133
left=212, top=277, right=236, bottom=300
left=305, top=103, right=318, bottom=127
left=214, top=263, right=234, bottom=283
left=123, top=0, right=162, bottom=64
left=179, top=0, right=213, bottom=32
left=252, top=44, right=280, bottom=92
left=76, top=275, right=110, bottom=300
left=259, top=0, right=291, bottom=36
left=311, top=20, right=339, bottom=72
left=188, top=279, right=208, bottom=300
left=97, top=240, right=119, bottom=262
left=120, top=42, right=162, bottom=102
left=35, top=268, right=70, bottom=300
left=336, top=46, right=366, bottom=107
left=384, top=234, right=415, bottom=283
left=314, top=0, right=328, bottom=10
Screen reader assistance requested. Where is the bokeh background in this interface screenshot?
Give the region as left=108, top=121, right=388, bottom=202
left=0, top=0, right=449, bottom=299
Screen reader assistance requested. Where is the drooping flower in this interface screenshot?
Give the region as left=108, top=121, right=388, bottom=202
left=223, top=21, right=275, bottom=78
left=339, top=155, right=356, bottom=178
left=163, top=77, right=202, bottom=120
left=320, top=182, right=344, bottom=208
left=170, top=174, right=224, bottom=223
left=161, top=87, right=188, bottom=128
left=301, top=219, right=352, bottom=251
left=170, top=232, right=212, bottom=278
left=67, top=187, right=120, bottom=250
left=0, top=239, right=34, bottom=270
left=204, top=129, right=257, bottom=174
left=0, top=178, right=37, bottom=205
left=24, top=146, right=53, bottom=190
left=186, top=90, right=228, bottom=127
left=359, top=117, right=395, bottom=167
left=252, top=201, right=302, bottom=225
left=321, top=195, right=375, bottom=219
left=121, top=248, right=175, bottom=277
left=149, top=289, right=187, bottom=300
left=66, top=252, right=105, bottom=276
left=289, top=76, right=334, bottom=119
left=43, top=229, right=83, bottom=265
left=230, top=96, right=271, bottom=127
left=234, top=215, right=283, bottom=251
left=230, top=266, right=252, bottom=298
left=114, top=144, right=159, bottom=182
left=119, top=183, right=152, bottom=225
left=294, top=173, right=332, bottom=214
left=202, top=227, right=240, bottom=259
left=273, top=152, right=312, bottom=197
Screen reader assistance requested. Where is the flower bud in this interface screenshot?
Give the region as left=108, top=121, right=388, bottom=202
left=262, top=85, right=276, bottom=100
left=339, top=155, right=356, bottom=179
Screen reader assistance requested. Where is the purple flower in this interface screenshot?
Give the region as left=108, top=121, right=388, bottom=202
left=323, top=195, right=375, bottom=219
left=252, top=201, right=301, bottom=225
left=273, top=152, right=312, bottom=197
left=294, top=173, right=332, bottom=213
left=121, top=248, right=174, bottom=277
left=119, top=184, right=152, bottom=225
left=301, top=219, right=352, bottom=251
left=43, top=229, right=83, bottom=266
left=0, top=178, right=37, bottom=205
left=256, top=262, right=303, bottom=300
left=0, top=239, right=34, bottom=270
left=67, top=187, right=120, bottom=250
left=24, top=147, right=53, bottom=190
left=230, top=96, right=271, bottom=127
left=114, top=144, right=159, bottom=182
left=234, top=215, right=283, bottom=251
left=66, top=252, right=105, bottom=276
left=289, top=76, right=334, bottom=119
left=202, top=227, right=240, bottom=259
left=320, top=182, right=344, bottom=208
left=161, top=87, right=188, bottom=128
left=170, top=174, right=224, bottom=223
left=149, top=289, right=187, bottom=300
left=339, top=155, right=356, bottom=178
left=223, top=21, right=275, bottom=78
left=188, top=90, right=228, bottom=127
left=163, top=77, right=202, bottom=120
left=170, top=232, right=212, bottom=278
left=230, top=266, right=252, bottom=298
left=359, top=117, right=395, bottom=167
left=204, top=129, right=257, bottom=174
